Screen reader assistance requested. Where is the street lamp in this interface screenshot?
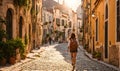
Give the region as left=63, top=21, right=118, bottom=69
left=92, top=13, right=96, bottom=18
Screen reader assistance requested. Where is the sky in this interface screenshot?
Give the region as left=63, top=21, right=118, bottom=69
left=54, top=0, right=81, bottom=11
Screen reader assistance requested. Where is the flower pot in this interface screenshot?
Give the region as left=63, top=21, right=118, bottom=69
left=16, top=48, right=21, bottom=62
left=0, top=58, right=6, bottom=66
left=16, top=53, right=21, bottom=62
left=9, top=57, right=16, bottom=65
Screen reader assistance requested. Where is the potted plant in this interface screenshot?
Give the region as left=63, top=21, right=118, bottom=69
left=0, top=16, right=6, bottom=23
left=0, top=29, right=6, bottom=41
left=14, top=38, right=25, bottom=60
left=95, top=52, right=101, bottom=60
left=0, top=52, right=6, bottom=66
left=13, top=0, right=30, bottom=7
left=6, top=40, right=16, bottom=64
left=0, top=48, right=6, bottom=66
left=0, top=41, right=7, bottom=66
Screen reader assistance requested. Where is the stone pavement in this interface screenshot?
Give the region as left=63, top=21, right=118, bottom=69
left=0, top=43, right=119, bottom=71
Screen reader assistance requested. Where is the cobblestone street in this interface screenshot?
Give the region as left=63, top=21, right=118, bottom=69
left=1, top=43, right=119, bottom=71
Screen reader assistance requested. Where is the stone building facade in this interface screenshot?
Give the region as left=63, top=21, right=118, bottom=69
left=53, top=4, right=75, bottom=42
left=42, top=0, right=77, bottom=42
left=42, top=8, right=54, bottom=44
left=0, top=0, right=42, bottom=52
left=82, top=0, right=120, bottom=68
left=31, top=0, right=42, bottom=49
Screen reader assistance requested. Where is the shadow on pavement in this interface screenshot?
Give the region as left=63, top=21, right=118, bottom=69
left=54, top=43, right=72, bottom=64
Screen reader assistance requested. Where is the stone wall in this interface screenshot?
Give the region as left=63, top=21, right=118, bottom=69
left=109, top=45, right=119, bottom=67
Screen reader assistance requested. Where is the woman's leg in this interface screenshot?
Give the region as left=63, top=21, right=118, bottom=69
left=71, top=52, right=77, bottom=65
left=71, top=52, right=77, bottom=70
left=72, top=52, right=77, bottom=65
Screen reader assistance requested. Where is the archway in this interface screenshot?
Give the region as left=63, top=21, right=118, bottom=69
left=6, top=9, right=13, bottom=40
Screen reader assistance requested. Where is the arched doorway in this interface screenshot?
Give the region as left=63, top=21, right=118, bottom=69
left=19, top=16, right=23, bottom=38
left=117, top=0, right=120, bottom=42
left=104, top=4, right=108, bottom=58
left=6, top=9, right=13, bottom=40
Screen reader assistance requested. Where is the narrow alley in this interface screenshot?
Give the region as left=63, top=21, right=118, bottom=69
left=1, top=43, right=118, bottom=71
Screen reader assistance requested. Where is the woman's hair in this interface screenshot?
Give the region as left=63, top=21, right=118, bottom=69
left=70, top=33, right=76, bottom=39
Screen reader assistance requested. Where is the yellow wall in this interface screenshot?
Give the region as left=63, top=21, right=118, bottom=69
left=83, top=0, right=119, bottom=67
left=108, top=0, right=116, bottom=44
left=91, top=0, right=105, bottom=49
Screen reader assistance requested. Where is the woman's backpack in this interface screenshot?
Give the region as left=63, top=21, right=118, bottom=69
left=69, top=39, right=78, bottom=52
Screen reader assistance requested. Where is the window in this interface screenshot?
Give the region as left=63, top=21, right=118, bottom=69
left=117, top=0, right=120, bottom=41
left=56, top=18, right=60, bottom=26
left=104, top=4, right=109, bottom=58
left=62, top=19, right=64, bottom=26
left=65, top=20, right=67, bottom=26
left=105, top=5, right=108, bottom=19
left=6, top=9, right=13, bottom=40
left=69, top=21, right=71, bottom=28
left=19, top=16, right=23, bottom=38
left=96, top=18, right=98, bottom=41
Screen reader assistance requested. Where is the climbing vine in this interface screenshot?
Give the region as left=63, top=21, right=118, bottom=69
left=13, top=0, right=30, bottom=7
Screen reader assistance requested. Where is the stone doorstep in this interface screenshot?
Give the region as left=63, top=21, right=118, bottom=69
left=84, top=50, right=120, bottom=71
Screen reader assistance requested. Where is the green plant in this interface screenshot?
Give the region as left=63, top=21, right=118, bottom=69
left=0, top=50, right=6, bottom=66
left=14, top=38, right=24, bottom=48
left=0, top=41, right=7, bottom=65
left=95, top=52, right=101, bottom=59
left=4, top=38, right=25, bottom=58
left=31, top=7, right=35, bottom=16
left=14, top=38, right=25, bottom=56
left=12, top=38, right=25, bottom=57
left=9, top=41, right=16, bottom=57
left=0, top=48, right=5, bottom=60
left=92, top=51, right=101, bottom=59
left=0, top=16, right=6, bottom=23
left=92, top=51, right=97, bottom=58
left=0, top=29, right=6, bottom=41
left=14, top=0, right=30, bottom=7
left=0, top=41, right=7, bottom=59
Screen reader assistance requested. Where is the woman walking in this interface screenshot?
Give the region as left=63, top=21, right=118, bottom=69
left=68, top=33, right=79, bottom=71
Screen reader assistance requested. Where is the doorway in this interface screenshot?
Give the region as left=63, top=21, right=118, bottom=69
left=6, top=9, right=13, bottom=40
left=104, top=22, right=108, bottom=58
